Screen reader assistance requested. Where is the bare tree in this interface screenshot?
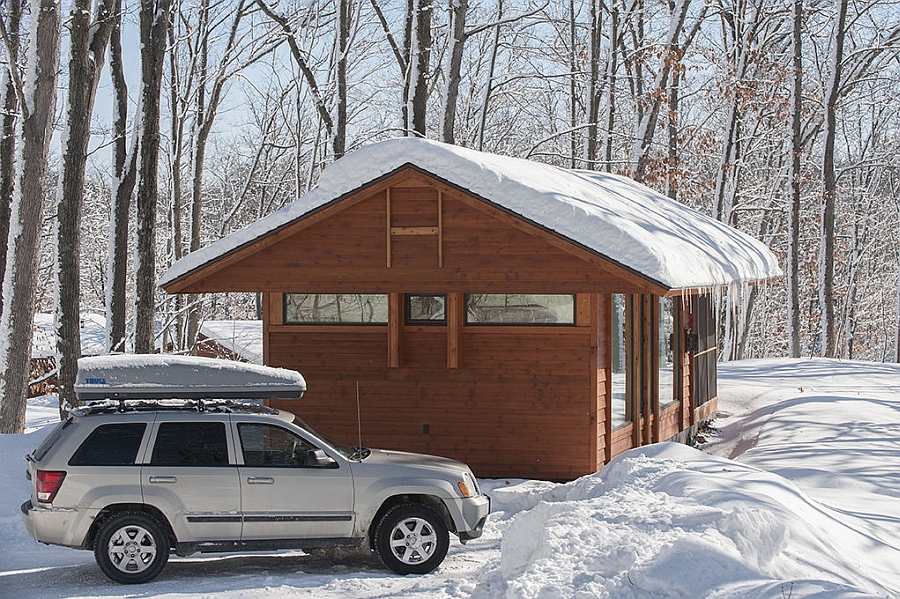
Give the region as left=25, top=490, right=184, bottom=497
left=817, top=0, right=847, bottom=358
left=55, top=0, right=117, bottom=415
left=0, top=0, right=61, bottom=433
left=255, top=0, right=342, bottom=157
left=183, top=0, right=273, bottom=351
left=134, top=0, right=171, bottom=354
left=106, top=0, right=138, bottom=354
left=629, top=0, right=705, bottom=182
left=407, top=0, right=432, bottom=136
left=0, top=0, right=20, bottom=307
left=787, top=0, right=802, bottom=357
left=441, top=0, right=467, bottom=143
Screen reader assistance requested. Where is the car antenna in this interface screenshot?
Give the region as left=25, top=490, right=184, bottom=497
left=356, top=380, right=362, bottom=450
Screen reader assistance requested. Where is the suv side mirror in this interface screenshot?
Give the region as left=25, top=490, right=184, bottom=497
left=304, top=449, right=338, bottom=469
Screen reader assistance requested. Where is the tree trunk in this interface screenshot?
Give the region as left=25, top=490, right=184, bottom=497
left=335, top=0, right=349, bottom=157
left=56, top=0, right=116, bottom=416
left=407, top=0, right=432, bottom=136
left=476, top=0, right=502, bottom=150
left=441, top=0, right=467, bottom=144
left=568, top=0, right=578, bottom=168
left=107, top=0, right=138, bottom=354
left=819, top=0, right=847, bottom=358
left=603, top=3, right=618, bottom=172
left=167, top=21, right=186, bottom=350
left=711, top=1, right=758, bottom=223
left=664, top=26, right=680, bottom=201
left=134, top=0, right=171, bottom=354
left=629, top=0, right=693, bottom=181
left=0, top=0, right=21, bottom=308
left=585, top=0, right=601, bottom=168
left=787, top=0, right=802, bottom=358
left=186, top=0, right=210, bottom=354
left=895, top=253, right=900, bottom=362
left=0, top=0, right=60, bottom=434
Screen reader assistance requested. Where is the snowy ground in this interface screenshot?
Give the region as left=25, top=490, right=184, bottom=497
left=1, top=358, right=898, bottom=598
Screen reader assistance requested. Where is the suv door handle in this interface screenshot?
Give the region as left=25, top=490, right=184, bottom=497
left=247, top=476, right=274, bottom=484
left=149, top=476, right=177, bottom=484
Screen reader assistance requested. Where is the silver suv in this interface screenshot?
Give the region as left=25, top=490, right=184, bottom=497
left=20, top=356, right=489, bottom=584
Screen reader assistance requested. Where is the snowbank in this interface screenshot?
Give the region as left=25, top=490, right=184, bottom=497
left=485, top=443, right=895, bottom=599
left=2, top=358, right=898, bottom=599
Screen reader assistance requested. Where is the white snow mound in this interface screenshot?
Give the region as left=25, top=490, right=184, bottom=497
left=488, top=442, right=896, bottom=599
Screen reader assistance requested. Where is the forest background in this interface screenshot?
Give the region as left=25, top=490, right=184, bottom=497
left=0, top=0, right=899, bottom=433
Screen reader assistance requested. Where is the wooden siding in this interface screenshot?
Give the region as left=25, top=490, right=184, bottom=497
left=268, top=315, right=596, bottom=480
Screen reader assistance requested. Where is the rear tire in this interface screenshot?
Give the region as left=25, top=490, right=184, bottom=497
left=94, top=511, right=170, bottom=584
left=374, top=503, right=449, bottom=575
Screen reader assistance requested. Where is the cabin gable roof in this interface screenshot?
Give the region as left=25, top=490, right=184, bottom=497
left=160, top=138, right=781, bottom=294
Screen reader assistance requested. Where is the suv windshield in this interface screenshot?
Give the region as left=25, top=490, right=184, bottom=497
left=290, top=415, right=366, bottom=460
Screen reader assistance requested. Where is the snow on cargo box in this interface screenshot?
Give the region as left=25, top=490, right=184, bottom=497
left=75, top=354, right=306, bottom=401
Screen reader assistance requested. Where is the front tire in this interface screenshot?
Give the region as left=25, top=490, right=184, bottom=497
left=374, top=503, right=449, bottom=575
left=94, top=511, right=170, bottom=584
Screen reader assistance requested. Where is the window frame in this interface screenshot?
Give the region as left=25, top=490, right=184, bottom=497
left=283, top=293, right=389, bottom=326
left=404, top=294, right=447, bottom=326
left=68, top=422, right=147, bottom=466
left=149, top=421, right=230, bottom=467
left=463, top=294, right=577, bottom=326
left=237, top=422, right=323, bottom=468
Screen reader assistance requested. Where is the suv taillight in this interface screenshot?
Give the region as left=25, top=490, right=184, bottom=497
left=36, top=470, right=66, bottom=503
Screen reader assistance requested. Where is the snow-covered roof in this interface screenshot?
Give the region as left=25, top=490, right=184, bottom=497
left=160, top=138, right=781, bottom=291
left=199, top=320, right=263, bottom=364
left=75, top=354, right=305, bottom=401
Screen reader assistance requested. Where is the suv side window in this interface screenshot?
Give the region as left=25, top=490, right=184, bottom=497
left=69, top=423, right=147, bottom=466
left=151, top=422, right=229, bottom=466
left=238, top=423, right=318, bottom=467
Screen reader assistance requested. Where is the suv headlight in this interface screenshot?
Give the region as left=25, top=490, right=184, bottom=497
left=457, top=472, right=479, bottom=498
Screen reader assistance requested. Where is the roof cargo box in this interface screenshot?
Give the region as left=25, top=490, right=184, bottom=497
left=75, top=355, right=306, bottom=401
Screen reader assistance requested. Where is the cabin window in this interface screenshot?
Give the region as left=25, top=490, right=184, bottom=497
left=405, top=294, right=446, bottom=325
left=464, top=294, right=575, bottom=325
left=610, top=294, right=629, bottom=429
left=283, top=293, right=388, bottom=325
left=692, top=294, right=717, bottom=407
left=659, top=297, right=677, bottom=407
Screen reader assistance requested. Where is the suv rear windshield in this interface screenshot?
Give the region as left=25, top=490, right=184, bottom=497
left=31, top=419, right=73, bottom=462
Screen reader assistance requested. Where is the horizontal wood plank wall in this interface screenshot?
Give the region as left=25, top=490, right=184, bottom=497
left=657, top=403, right=682, bottom=440
left=268, top=318, right=595, bottom=481
left=610, top=424, right=635, bottom=457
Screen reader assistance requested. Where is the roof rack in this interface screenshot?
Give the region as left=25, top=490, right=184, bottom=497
left=75, top=398, right=279, bottom=417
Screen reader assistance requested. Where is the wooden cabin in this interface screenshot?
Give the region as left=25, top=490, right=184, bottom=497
left=160, top=138, right=780, bottom=480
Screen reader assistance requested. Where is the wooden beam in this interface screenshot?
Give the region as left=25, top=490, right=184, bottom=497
left=389, top=292, right=401, bottom=368
left=386, top=188, right=392, bottom=268
left=589, top=293, right=600, bottom=472
left=438, top=190, right=443, bottom=268
left=263, top=293, right=273, bottom=366
left=390, top=226, right=439, bottom=236
left=447, top=293, right=461, bottom=369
